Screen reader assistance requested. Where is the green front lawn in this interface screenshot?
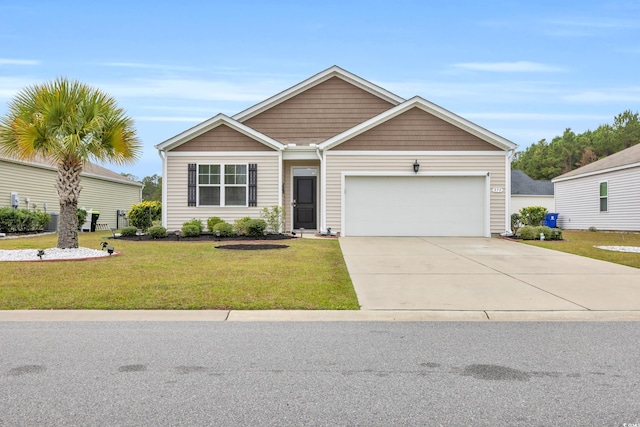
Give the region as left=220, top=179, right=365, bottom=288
left=0, top=233, right=359, bottom=310
left=523, top=230, right=640, bottom=269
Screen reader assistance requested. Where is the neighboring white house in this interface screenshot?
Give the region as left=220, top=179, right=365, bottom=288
left=510, top=169, right=555, bottom=215
left=0, top=154, right=143, bottom=230
left=553, top=143, right=640, bottom=231
left=156, top=66, right=518, bottom=237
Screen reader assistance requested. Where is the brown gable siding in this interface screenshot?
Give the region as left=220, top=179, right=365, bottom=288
left=171, top=124, right=274, bottom=152
left=332, top=107, right=502, bottom=151
left=243, top=77, right=394, bottom=143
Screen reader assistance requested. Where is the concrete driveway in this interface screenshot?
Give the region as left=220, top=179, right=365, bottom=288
left=339, top=237, right=640, bottom=311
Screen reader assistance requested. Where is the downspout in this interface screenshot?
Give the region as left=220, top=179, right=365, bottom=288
left=278, top=148, right=283, bottom=226
left=158, top=149, right=167, bottom=227
left=316, top=146, right=325, bottom=233
left=506, top=148, right=515, bottom=234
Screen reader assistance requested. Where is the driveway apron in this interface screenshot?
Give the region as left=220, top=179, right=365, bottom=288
left=339, top=237, right=640, bottom=311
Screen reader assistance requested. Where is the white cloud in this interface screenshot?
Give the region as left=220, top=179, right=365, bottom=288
left=562, top=87, right=640, bottom=103
left=97, top=62, right=202, bottom=72
left=542, top=18, right=639, bottom=30
left=0, top=58, right=40, bottom=66
left=376, top=80, right=563, bottom=103
left=134, top=116, right=208, bottom=123
left=540, top=17, right=640, bottom=37
left=460, top=112, right=610, bottom=121
left=452, top=61, right=564, bottom=72
left=0, top=77, right=39, bottom=99
left=100, top=78, right=285, bottom=102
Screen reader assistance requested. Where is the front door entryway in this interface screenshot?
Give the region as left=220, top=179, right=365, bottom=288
left=293, top=176, right=317, bottom=229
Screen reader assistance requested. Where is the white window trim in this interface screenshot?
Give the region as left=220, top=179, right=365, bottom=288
left=197, top=163, right=249, bottom=207
left=599, top=180, right=608, bottom=213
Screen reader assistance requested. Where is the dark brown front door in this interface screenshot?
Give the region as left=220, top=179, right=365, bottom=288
left=293, top=176, right=316, bottom=229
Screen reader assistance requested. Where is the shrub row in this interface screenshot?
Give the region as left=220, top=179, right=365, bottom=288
left=180, top=216, right=267, bottom=238
left=0, top=208, right=50, bottom=233
left=517, top=225, right=563, bottom=241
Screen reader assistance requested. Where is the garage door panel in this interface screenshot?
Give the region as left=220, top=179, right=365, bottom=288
left=345, top=176, right=485, bottom=236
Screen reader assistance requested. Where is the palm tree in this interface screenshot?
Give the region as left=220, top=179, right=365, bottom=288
left=0, top=78, right=141, bottom=248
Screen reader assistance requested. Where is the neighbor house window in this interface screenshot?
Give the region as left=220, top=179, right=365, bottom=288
left=198, top=164, right=247, bottom=206
left=599, top=181, right=608, bottom=212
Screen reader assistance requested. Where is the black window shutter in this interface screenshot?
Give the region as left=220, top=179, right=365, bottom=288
left=188, top=164, right=197, bottom=206
left=248, top=164, right=258, bottom=207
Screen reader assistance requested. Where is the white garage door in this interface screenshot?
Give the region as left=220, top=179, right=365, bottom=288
left=344, top=175, right=486, bottom=236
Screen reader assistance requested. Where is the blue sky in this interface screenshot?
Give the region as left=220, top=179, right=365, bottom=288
left=1, top=0, right=638, bottom=178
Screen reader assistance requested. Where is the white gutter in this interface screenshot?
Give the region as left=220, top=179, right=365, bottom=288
left=158, top=149, right=167, bottom=227
left=506, top=148, right=515, bottom=234
left=314, top=146, right=325, bottom=232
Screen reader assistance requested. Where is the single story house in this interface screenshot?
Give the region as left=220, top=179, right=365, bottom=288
left=510, top=169, right=555, bottom=215
left=553, top=143, right=640, bottom=231
left=0, top=154, right=143, bottom=230
left=156, top=66, right=517, bottom=237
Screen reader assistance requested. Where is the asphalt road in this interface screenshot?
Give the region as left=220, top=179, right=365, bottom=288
left=1, top=322, right=639, bottom=426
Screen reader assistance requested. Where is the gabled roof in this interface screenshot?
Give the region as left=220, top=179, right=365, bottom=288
left=553, top=143, right=640, bottom=182
left=319, top=96, right=517, bottom=152
left=232, top=65, right=405, bottom=122
left=0, top=154, right=143, bottom=186
left=155, top=113, right=285, bottom=152
left=511, top=169, right=554, bottom=195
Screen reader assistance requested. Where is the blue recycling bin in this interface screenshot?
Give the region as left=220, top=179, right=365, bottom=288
left=544, top=213, right=558, bottom=228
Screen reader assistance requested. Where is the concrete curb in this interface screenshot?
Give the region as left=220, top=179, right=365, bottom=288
left=1, top=310, right=640, bottom=322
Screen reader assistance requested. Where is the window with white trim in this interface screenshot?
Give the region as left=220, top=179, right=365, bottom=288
left=599, top=181, right=608, bottom=212
left=198, top=164, right=247, bottom=206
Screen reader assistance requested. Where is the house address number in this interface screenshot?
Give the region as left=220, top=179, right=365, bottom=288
left=492, top=188, right=504, bottom=193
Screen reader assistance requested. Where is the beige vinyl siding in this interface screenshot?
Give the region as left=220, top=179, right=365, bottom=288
left=172, top=124, right=273, bottom=152
left=325, top=154, right=507, bottom=235
left=243, top=77, right=393, bottom=144
left=283, top=160, right=320, bottom=231
left=0, top=160, right=141, bottom=229
left=555, top=167, right=640, bottom=231
left=333, top=107, right=501, bottom=151
left=165, top=154, right=280, bottom=231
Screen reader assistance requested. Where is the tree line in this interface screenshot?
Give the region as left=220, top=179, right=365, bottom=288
left=512, top=110, right=640, bottom=180
left=121, top=173, right=162, bottom=202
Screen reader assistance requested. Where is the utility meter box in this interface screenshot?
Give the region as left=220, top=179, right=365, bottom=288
left=10, top=192, right=20, bottom=208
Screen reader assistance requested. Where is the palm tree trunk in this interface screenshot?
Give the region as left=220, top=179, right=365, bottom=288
left=56, top=160, right=83, bottom=249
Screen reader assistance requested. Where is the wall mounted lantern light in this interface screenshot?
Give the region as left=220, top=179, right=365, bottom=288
left=413, top=160, right=420, bottom=173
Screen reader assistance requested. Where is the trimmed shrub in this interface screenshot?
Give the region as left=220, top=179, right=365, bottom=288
left=589, top=226, right=598, bottom=232
left=148, top=225, right=167, bottom=239
left=0, top=208, right=50, bottom=233
left=260, top=206, right=286, bottom=234
left=77, top=208, right=87, bottom=230
left=246, top=219, right=267, bottom=237
left=536, top=226, right=553, bottom=240
left=551, top=228, right=563, bottom=240
left=128, top=201, right=162, bottom=231
left=517, top=225, right=537, bottom=240
left=181, top=224, right=201, bottom=237
left=183, top=218, right=204, bottom=234
left=233, top=217, right=252, bottom=236
left=212, top=221, right=234, bottom=237
left=120, top=226, right=138, bottom=237
left=519, top=206, right=548, bottom=227
left=207, top=216, right=224, bottom=232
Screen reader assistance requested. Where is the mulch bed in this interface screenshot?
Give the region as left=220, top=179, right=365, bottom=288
left=215, top=244, right=289, bottom=250
left=113, top=233, right=295, bottom=242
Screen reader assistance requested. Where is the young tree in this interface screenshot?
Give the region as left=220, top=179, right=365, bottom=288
left=0, top=78, right=141, bottom=248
